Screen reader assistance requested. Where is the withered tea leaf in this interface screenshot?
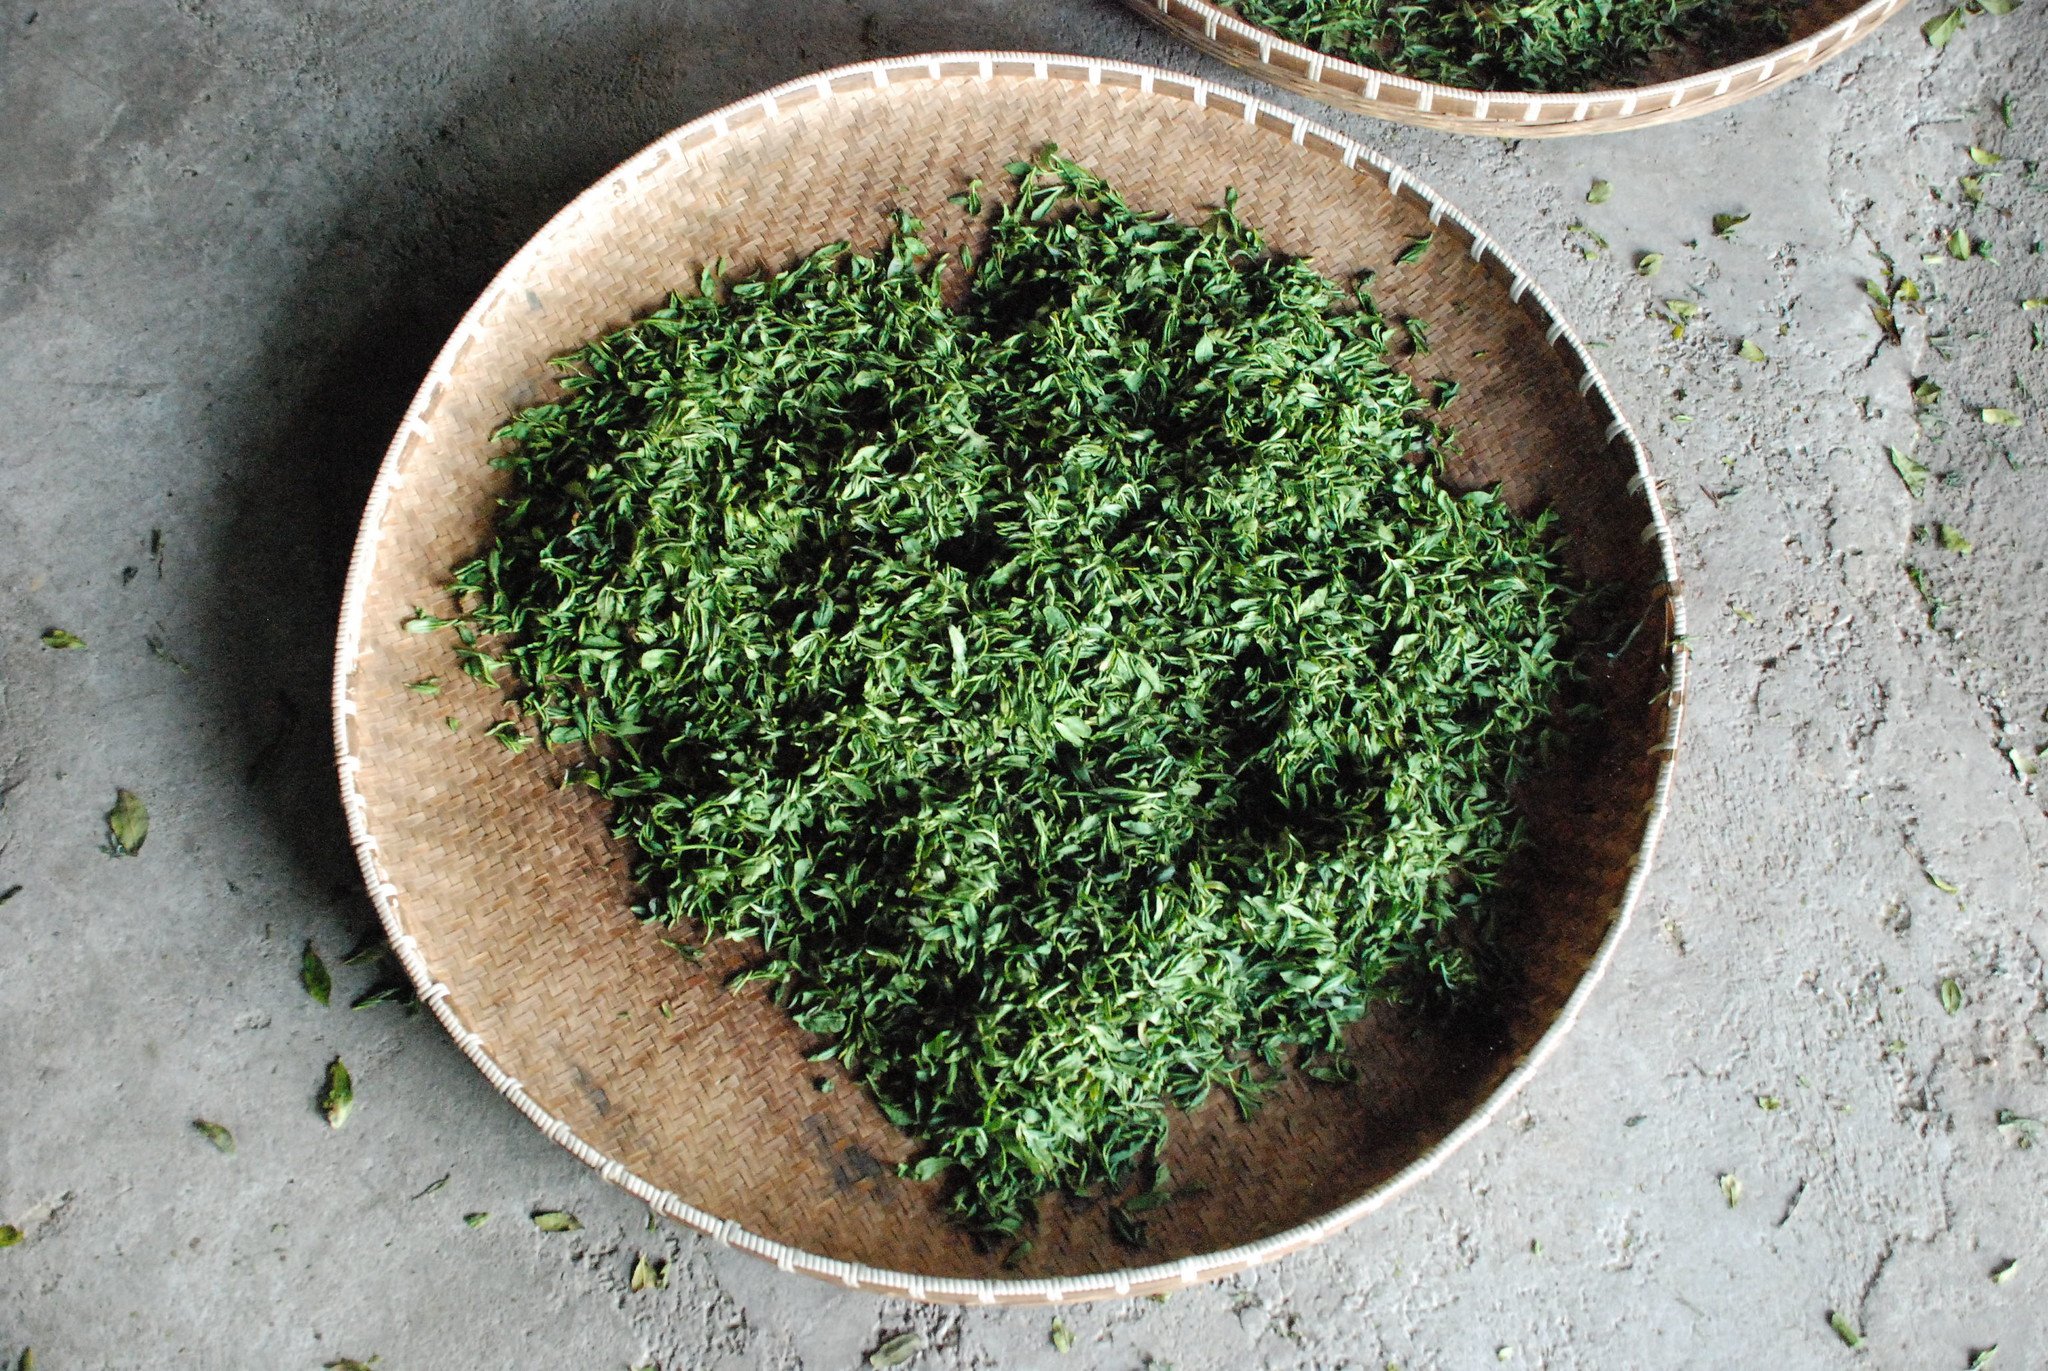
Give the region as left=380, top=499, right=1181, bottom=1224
left=869, top=1331, right=925, bottom=1368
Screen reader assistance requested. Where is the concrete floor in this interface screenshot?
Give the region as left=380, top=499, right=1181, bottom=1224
left=4, top=1, right=2046, bottom=1366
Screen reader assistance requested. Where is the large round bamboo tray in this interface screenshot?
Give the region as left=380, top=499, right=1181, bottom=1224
left=334, top=53, right=1686, bottom=1304
left=1124, top=0, right=1905, bottom=136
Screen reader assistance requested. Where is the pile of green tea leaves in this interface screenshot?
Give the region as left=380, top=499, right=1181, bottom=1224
left=1225, top=0, right=1786, bottom=91
left=445, top=152, right=1584, bottom=1239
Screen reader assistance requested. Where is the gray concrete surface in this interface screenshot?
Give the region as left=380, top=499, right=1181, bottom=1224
left=3, top=1, right=2045, bottom=1366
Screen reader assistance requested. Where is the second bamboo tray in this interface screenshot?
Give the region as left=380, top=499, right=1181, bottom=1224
left=1125, top=0, right=1907, bottom=135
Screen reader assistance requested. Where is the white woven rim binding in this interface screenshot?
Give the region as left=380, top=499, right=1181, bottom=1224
left=1143, top=0, right=1905, bottom=123
left=332, top=52, right=1689, bottom=1304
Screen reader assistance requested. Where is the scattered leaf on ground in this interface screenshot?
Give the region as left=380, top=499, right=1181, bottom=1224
left=193, top=1119, right=235, bottom=1154
left=40, top=629, right=85, bottom=650
left=1937, top=525, right=1974, bottom=555
left=869, top=1331, right=925, bottom=1368
left=1981, top=407, right=2021, bottom=426
left=464, top=1212, right=490, bottom=1227
left=0, top=1224, right=21, bottom=1248
left=324, top=1360, right=380, bottom=1370
left=340, top=937, right=388, bottom=967
left=1712, top=212, right=1749, bottom=238
left=1828, top=1311, right=1863, bottom=1348
left=1969, top=1348, right=1997, bottom=1370
left=1889, top=447, right=1929, bottom=497
left=1586, top=179, right=1612, bottom=204
left=1923, top=6, right=1965, bottom=46
left=1757, top=1095, right=1782, bottom=1111
left=1969, top=145, right=2005, bottom=167
left=1996, top=1110, right=2040, bottom=1148
left=320, top=1058, right=354, bottom=1128
left=1991, top=1258, right=2017, bottom=1283
left=1941, top=978, right=1964, bottom=1014
left=1926, top=871, right=1960, bottom=894
left=1949, top=228, right=1974, bottom=260
left=1912, top=376, right=1942, bottom=408
left=301, top=942, right=332, bottom=1005
left=1051, top=1318, right=1075, bottom=1353
left=531, top=1210, right=581, bottom=1231
left=1738, top=339, right=1765, bottom=362
left=106, top=788, right=148, bottom=856
left=0, top=886, right=19, bottom=905
left=1720, top=1173, right=1742, bottom=1207
left=1635, top=252, right=1663, bottom=276
left=631, top=1252, right=668, bottom=1290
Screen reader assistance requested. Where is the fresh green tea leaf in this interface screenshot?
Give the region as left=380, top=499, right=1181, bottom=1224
left=1949, top=228, right=1974, bottom=260
left=869, top=1331, right=925, bottom=1368
left=40, top=629, right=85, bottom=650
left=106, top=788, right=148, bottom=857
left=301, top=942, right=332, bottom=1006
left=531, top=1210, right=581, bottom=1231
left=193, top=1119, right=236, bottom=1154
left=1395, top=233, right=1433, bottom=265
left=408, top=677, right=442, bottom=697
left=350, top=983, right=410, bottom=1010
left=320, top=1058, right=354, bottom=1129
left=1924, top=6, right=1965, bottom=45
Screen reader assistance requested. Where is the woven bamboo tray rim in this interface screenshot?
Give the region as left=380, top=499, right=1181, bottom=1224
left=333, top=52, right=1688, bottom=1304
left=1125, top=0, right=1906, bottom=135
